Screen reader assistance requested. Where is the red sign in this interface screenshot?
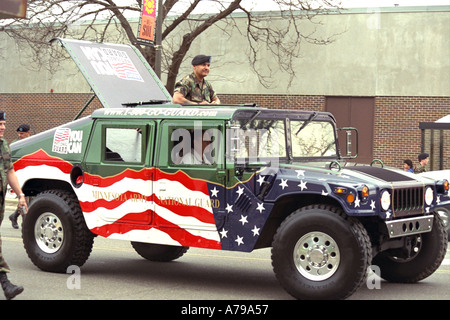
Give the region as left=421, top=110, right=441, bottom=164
left=137, top=0, right=156, bottom=45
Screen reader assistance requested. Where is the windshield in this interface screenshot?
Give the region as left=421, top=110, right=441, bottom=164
left=230, top=117, right=337, bottom=163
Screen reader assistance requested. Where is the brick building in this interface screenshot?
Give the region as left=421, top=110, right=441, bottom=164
left=1, top=5, right=449, bottom=169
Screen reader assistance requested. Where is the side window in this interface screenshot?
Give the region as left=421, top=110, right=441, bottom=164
left=104, top=127, right=143, bottom=163
left=290, top=121, right=337, bottom=158
left=232, top=119, right=287, bottom=162
left=159, top=121, right=223, bottom=168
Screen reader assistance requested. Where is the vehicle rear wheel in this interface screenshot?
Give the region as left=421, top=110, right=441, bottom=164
left=373, top=211, right=448, bottom=283
left=272, top=205, right=372, bottom=300
left=22, top=190, right=94, bottom=273
left=131, top=242, right=189, bottom=262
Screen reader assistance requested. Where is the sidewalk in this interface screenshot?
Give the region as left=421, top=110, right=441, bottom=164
left=5, top=198, right=19, bottom=212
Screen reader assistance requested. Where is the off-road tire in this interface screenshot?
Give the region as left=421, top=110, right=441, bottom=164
left=373, top=211, right=448, bottom=283
left=272, top=205, right=372, bottom=300
left=131, top=242, right=189, bottom=262
left=22, top=190, right=94, bottom=273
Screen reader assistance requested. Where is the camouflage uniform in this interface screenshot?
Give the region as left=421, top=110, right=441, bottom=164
left=0, top=138, right=13, bottom=273
left=174, top=73, right=218, bottom=104
left=414, top=165, right=426, bottom=174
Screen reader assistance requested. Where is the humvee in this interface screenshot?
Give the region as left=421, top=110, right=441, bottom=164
left=11, top=39, right=449, bottom=300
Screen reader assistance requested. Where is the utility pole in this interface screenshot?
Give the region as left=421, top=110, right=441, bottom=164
left=154, top=0, right=163, bottom=78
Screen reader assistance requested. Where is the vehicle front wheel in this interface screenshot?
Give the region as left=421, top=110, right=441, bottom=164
left=22, top=190, right=94, bottom=273
left=272, top=205, right=372, bottom=300
left=372, top=211, right=448, bottom=283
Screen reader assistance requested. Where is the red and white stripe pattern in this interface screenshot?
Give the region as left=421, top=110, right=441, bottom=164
left=14, top=150, right=221, bottom=249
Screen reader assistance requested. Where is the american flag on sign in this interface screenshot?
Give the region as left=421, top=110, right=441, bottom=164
left=102, top=48, right=143, bottom=82
left=54, top=128, right=70, bottom=142
left=110, top=61, right=143, bottom=82
left=52, top=128, right=71, bottom=154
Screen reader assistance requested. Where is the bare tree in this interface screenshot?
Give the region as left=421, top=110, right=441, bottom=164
left=1, top=0, right=343, bottom=93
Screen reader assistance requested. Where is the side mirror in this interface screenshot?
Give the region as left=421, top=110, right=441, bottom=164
left=338, top=127, right=358, bottom=159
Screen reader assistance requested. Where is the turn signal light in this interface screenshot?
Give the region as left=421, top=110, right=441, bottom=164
left=335, top=187, right=347, bottom=194
left=346, top=193, right=355, bottom=204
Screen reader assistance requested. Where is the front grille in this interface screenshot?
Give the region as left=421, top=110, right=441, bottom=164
left=393, top=187, right=424, bottom=216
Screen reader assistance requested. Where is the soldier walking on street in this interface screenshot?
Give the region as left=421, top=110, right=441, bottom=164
left=9, top=123, right=31, bottom=229
left=0, top=112, right=28, bottom=300
left=9, top=123, right=32, bottom=229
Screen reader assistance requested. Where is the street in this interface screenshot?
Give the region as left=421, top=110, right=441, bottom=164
left=1, top=206, right=449, bottom=301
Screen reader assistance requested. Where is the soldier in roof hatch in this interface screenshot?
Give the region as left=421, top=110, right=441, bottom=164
left=0, top=112, right=27, bottom=299
left=172, top=55, right=221, bottom=105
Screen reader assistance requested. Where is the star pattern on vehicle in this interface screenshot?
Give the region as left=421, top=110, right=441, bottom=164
left=210, top=187, right=219, bottom=197
left=354, top=196, right=361, bottom=207
left=256, top=202, right=265, bottom=213
left=256, top=175, right=265, bottom=186
left=251, top=226, right=260, bottom=236
left=279, top=179, right=288, bottom=190
left=239, top=215, right=249, bottom=226
left=295, top=170, right=305, bottom=178
left=298, top=180, right=307, bottom=191
left=236, top=186, right=244, bottom=198
left=205, top=174, right=272, bottom=250
left=210, top=167, right=392, bottom=252
left=235, top=235, right=244, bottom=246
left=220, top=228, right=228, bottom=238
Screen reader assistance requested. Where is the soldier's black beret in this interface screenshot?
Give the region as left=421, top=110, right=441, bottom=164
left=418, top=152, right=429, bottom=161
left=192, top=55, right=211, bottom=66
left=17, top=124, right=31, bottom=132
left=0, top=111, right=5, bottom=121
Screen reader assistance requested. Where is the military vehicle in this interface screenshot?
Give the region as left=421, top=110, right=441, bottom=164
left=10, top=39, right=449, bottom=300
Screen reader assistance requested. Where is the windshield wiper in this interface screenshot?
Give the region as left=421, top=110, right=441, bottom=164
left=295, top=111, right=318, bottom=135
left=122, top=100, right=171, bottom=107
left=240, top=110, right=261, bottom=129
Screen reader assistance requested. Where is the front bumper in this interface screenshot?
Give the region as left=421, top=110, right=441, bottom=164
left=385, top=215, right=434, bottom=238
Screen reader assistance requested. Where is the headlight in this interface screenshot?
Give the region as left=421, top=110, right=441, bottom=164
left=425, top=187, right=434, bottom=206
left=380, top=190, right=391, bottom=211
left=361, top=185, right=369, bottom=198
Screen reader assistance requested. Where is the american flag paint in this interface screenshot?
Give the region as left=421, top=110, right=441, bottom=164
left=13, top=148, right=402, bottom=252
left=13, top=150, right=277, bottom=252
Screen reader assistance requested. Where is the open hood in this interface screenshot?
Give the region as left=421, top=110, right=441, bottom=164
left=51, top=38, right=171, bottom=108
